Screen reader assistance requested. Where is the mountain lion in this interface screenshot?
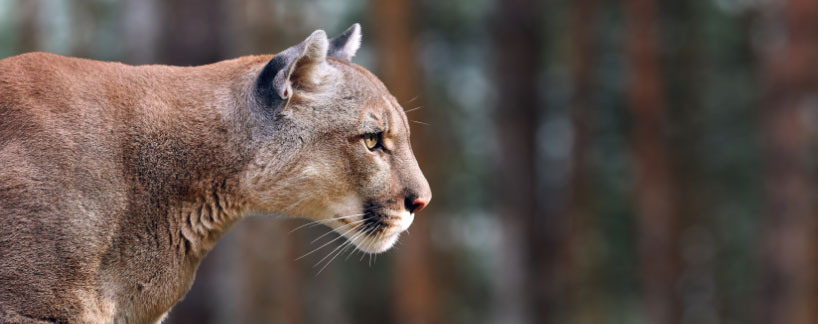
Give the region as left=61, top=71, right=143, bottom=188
left=0, top=24, right=431, bottom=323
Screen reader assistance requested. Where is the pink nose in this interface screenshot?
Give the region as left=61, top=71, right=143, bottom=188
left=408, top=198, right=428, bottom=213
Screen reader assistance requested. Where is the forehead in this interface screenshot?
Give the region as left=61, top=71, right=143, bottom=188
left=354, top=96, right=410, bottom=140
left=377, top=96, right=410, bottom=133
left=331, top=60, right=410, bottom=134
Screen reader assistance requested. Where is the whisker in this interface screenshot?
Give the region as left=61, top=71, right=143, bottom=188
left=402, top=94, right=420, bottom=106
left=312, top=235, right=358, bottom=276
left=297, top=223, right=361, bottom=260
left=321, top=213, right=366, bottom=222
left=372, top=230, right=388, bottom=265
left=310, top=218, right=365, bottom=244
left=315, top=230, right=366, bottom=274
left=345, top=235, right=365, bottom=261
left=358, top=231, right=377, bottom=263
left=314, top=236, right=352, bottom=268
left=289, top=213, right=364, bottom=234
left=411, top=120, right=431, bottom=126
left=280, top=197, right=308, bottom=213
left=289, top=220, right=321, bottom=234
left=315, top=243, right=350, bottom=275
left=313, top=240, right=351, bottom=274
left=347, top=226, right=378, bottom=261
left=312, top=224, right=369, bottom=268
left=403, top=106, right=423, bottom=113
left=320, top=239, right=358, bottom=274
left=346, top=245, right=359, bottom=261
left=363, top=229, right=384, bottom=267
left=318, top=224, right=384, bottom=273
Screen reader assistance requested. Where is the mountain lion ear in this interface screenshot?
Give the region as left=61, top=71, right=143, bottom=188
left=255, top=30, right=330, bottom=109
left=328, top=23, right=361, bottom=61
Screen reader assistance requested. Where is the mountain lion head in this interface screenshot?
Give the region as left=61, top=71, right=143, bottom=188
left=242, top=24, right=431, bottom=254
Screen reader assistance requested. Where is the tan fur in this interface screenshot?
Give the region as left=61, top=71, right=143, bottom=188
left=0, top=28, right=430, bottom=323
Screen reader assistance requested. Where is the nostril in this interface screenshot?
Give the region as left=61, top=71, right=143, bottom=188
left=405, top=197, right=427, bottom=214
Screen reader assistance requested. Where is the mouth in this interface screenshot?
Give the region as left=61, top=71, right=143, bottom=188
left=331, top=206, right=413, bottom=253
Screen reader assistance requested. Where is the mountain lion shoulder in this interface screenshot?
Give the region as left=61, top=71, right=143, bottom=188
left=0, top=24, right=431, bottom=324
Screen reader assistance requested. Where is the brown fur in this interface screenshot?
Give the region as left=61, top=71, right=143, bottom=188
left=0, top=27, right=430, bottom=324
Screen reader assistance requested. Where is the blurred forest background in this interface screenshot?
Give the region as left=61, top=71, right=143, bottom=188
left=2, top=0, right=818, bottom=323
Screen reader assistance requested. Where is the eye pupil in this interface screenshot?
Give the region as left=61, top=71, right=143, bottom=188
left=364, top=133, right=380, bottom=150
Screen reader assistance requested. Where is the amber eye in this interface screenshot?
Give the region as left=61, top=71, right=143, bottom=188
left=363, top=133, right=381, bottom=150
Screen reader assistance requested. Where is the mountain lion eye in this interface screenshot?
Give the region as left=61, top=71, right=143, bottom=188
left=363, top=133, right=381, bottom=150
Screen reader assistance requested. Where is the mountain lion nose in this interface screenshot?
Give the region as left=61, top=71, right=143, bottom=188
left=405, top=196, right=428, bottom=214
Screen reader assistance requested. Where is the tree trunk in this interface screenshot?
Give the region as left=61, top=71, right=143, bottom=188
left=17, top=0, right=40, bottom=53
left=121, top=0, right=160, bottom=64
left=566, top=0, right=602, bottom=323
left=622, top=0, right=680, bottom=323
left=235, top=219, right=304, bottom=324
left=493, top=0, right=544, bottom=322
left=758, top=1, right=818, bottom=323
left=158, top=0, right=227, bottom=65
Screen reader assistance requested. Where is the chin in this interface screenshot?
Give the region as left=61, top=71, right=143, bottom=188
left=332, top=207, right=414, bottom=254
left=350, top=230, right=401, bottom=253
